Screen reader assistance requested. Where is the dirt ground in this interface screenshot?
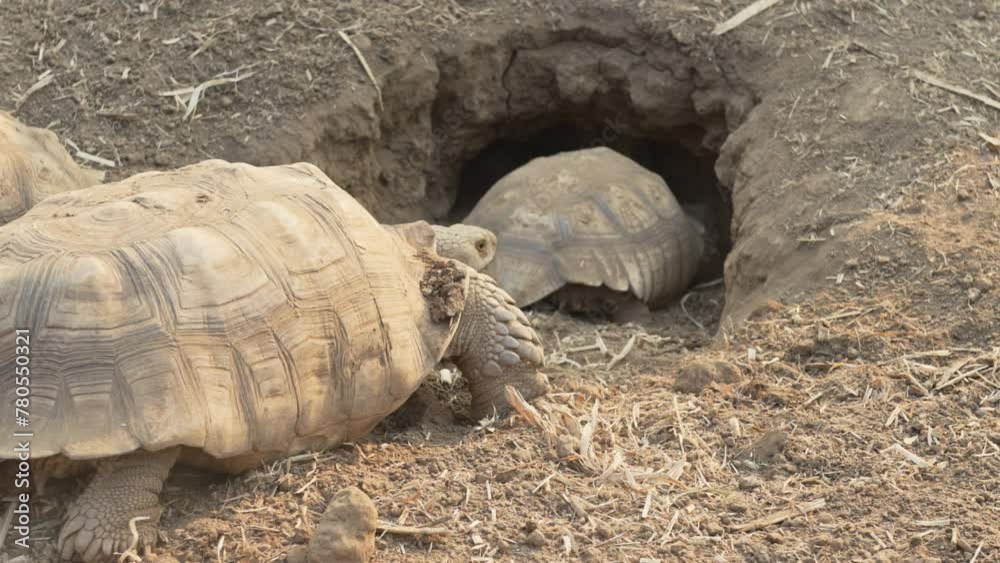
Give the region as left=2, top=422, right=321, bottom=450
left=2, top=0, right=999, bottom=562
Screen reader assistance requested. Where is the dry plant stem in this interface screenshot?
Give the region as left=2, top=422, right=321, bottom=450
left=913, top=70, right=1000, bottom=112
left=339, top=30, right=384, bottom=113
left=729, top=498, right=827, bottom=532
left=117, top=515, right=151, bottom=563
left=712, top=0, right=784, bottom=35
left=376, top=521, right=451, bottom=536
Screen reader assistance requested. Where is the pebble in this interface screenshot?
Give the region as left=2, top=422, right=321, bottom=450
left=307, top=487, right=378, bottom=563
left=974, top=276, right=994, bottom=292
left=672, top=359, right=742, bottom=394
left=524, top=529, right=548, bottom=547
left=703, top=521, right=725, bottom=536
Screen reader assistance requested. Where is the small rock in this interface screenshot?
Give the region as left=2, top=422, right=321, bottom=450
left=308, top=487, right=377, bottom=563
left=286, top=545, right=308, bottom=563
left=812, top=533, right=832, bottom=546
left=876, top=255, right=891, bottom=265
left=495, top=467, right=521, bottom=482
left=956, top=189, right=972, bottom=201
left=524, top=529, right=548, bottom=547
left=350, top=33, right=373, bottom=51
left=703, top=521, right=725, bottom=536
left=258, top=3, right=284, bottom=19
left=595, top=522, right=614, bottom=540
left=726, top=500, right=750, bottom=513
left=974, top=276, right=994, bottom=292
left=967, top=287, right=982, bottom=302
left=220, top=95, right=234, bottom=108
left=739, top=430, right=788, bottom=464
left=553, top=434, right=580, bottom=460
left=738, top=475, right=763, bottom=490
left=672, top=359, right=743, bottom=394
left=844, top=258, right=860, bottom=269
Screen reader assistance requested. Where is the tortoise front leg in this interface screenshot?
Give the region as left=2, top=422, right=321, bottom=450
left=58, top=447, right=179, bottom=562
left=447, top=272, right=549, bottom=419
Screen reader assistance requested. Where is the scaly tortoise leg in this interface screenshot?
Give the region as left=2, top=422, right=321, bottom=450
left=58, top=447, right=179, bottom=562
left=447, top=271, right=549, bottom=420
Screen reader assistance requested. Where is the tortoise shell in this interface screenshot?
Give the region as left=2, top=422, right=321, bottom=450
left=464, top=147, right=704, bottom=308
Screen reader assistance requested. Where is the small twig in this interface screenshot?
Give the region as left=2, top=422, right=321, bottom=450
left=117, top=515, right=150, bottom=562
left=680, top=292, right=706, bottom=333
left=75, top=150, right=117, bottom=168
left=712, top=0, right=784, bottom=36
left=900, top=359, right=930, bottom=396
left=673, top=395, right=686, bottom=456
left=913, top=70, right=1000, bottom=113
left=606, top=334, right=637, bottom=370
left=969, top=541, right=984, bottom=563
left=338, top=30, right=383, bottom=113
left=376, top=521, right=452, bottom=536
left=14, top=71, right=54, bottom=110
left=729, top=498, right=826, bottom=532
left=884, top=443, right=935, bottom=468
left=158, top=71, right=257, bottom=121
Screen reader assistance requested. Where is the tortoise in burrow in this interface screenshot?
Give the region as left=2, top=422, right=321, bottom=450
left=461, top=147, right=717, bottom=322
left=0, top=160, right=546, bottom=562
left=0, top=110, right=104, bottom=225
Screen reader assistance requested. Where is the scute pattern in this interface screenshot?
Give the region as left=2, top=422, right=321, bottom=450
left=464, top=147, right=704, bottom=308
left=0, top=111, right=104, bottom=225
left=0, top=160, right=456, bottom=463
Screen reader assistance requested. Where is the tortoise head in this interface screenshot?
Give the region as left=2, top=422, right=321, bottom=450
left=431, top=224, right=497, bottom=272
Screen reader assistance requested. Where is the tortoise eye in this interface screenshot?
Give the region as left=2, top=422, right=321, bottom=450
left=476, top=239, right=487, bottom=252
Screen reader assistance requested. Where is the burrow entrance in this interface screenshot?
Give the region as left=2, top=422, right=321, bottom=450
left=250, top=22, right=757, bottom=317
left=447, top=122, right=732, bottom=281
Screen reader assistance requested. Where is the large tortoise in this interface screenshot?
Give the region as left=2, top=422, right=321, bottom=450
left=0, top=111, right=104, bottom=225
left=0, top=160, right=546, bottom=561
left=461, top=147, right=715, bottom=321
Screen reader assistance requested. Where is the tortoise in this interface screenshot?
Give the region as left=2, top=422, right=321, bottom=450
left=0, top=160, right=546, bottom=561
left=0, top=111, right=104, bottom=225
left=460, top=147, right=716, bottom=321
